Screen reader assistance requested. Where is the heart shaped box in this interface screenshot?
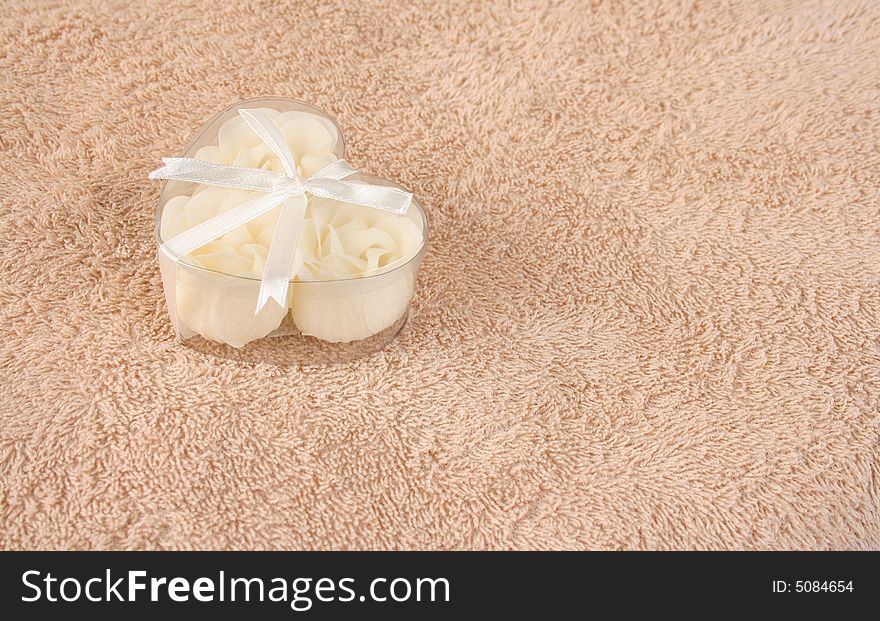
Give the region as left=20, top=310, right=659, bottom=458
left=154, top=98, right=429, bottom=364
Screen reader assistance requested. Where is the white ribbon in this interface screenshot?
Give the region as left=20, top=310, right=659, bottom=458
left=149, top=109, right=413, bottom=313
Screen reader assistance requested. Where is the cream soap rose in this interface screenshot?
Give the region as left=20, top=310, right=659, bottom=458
left=290, top=197, right=424, bottom=342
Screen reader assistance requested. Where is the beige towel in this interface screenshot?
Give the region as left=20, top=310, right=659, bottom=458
left=1, top=0, right=878, bottom=549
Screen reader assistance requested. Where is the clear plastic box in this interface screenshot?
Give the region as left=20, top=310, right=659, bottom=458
left=154, top=98, right=428, bottom=364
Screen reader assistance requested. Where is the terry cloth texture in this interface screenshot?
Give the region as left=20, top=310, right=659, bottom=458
left=1, top=0, right=879, bottom=550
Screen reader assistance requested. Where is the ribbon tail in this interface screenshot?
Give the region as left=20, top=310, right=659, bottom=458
left=149, top=157, right=287, bottom=193
left=255, top=195, right=307, bottom=314
left=305, top=178, right=413, bottom=215
left=306, top=160, right=413, bottom=214
left=162, top=192, right=288, bottom=259
left=310, top=159, right=359, bottom=181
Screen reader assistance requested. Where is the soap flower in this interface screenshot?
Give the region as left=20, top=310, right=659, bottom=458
left=290, top=196, right=425, bottom=343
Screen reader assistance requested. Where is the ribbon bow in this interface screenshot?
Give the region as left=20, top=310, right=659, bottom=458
left=150, top=109, right=413, bottom=314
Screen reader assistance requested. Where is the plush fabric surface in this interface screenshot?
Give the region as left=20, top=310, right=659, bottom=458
left=1, top=0, right=878, bottom=550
